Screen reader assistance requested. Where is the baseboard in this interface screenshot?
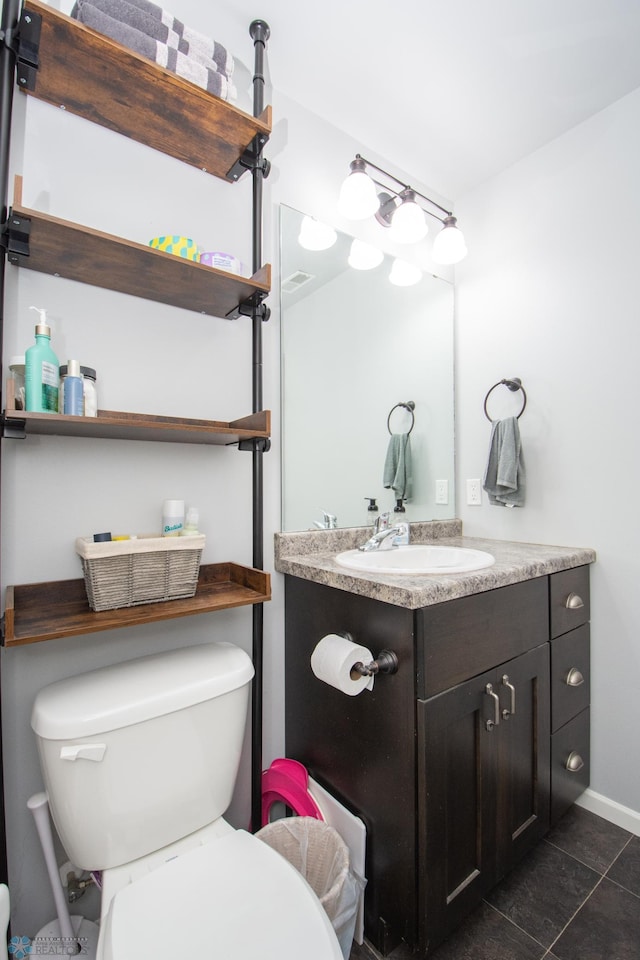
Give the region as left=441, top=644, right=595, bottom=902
left=575, top=788, right=640, bottom=836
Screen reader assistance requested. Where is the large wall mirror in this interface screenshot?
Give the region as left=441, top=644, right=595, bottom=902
left=280, top=204, right=455, bottom=531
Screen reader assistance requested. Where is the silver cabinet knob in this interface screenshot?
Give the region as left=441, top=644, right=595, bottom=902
left=565, top=667, right=585, bottom=687
left=565, top=751, right=585, bottom=773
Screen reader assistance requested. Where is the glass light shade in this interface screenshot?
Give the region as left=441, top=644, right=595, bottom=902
left=338, top=170, right=380, bottom=220
left=389, top=258, right=422, bottom=287
left=432, top=216, right=468, bottom=265
left=389, top=191, right=428, bottom=243
left=348, top=239, right=384, bottom=270
left=298, top=216, right=337, bottom=251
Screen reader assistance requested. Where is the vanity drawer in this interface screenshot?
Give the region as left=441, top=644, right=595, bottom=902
left=551, top=624, right=590, bottom=733
left=550, top=566, right=590, bottom=638
left=551, top=707, right=590, bottom=824
left=418, top=577, right=548, bottom=698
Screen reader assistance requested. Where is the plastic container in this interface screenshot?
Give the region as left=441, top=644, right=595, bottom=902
left=180, top=507, right=199, bottom=536
left=61, top=359, right=83, bottom=415
left=25, top=307, right=59, bottom=413
left=8, top=356, right=25, bottom=410
left=59, top=364, right=98, bottom=416
left=255, top=817, right=363, bottom=959
left=162, top=499, right=185, bottom=537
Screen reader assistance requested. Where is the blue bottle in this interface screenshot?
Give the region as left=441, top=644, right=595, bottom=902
left=62, top=359, right=84, bottom=416
left=25, top=306, right=59, bottom=413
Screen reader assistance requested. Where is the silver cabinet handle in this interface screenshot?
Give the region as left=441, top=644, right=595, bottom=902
left=565, top=751, right=585, bottom=773
left=501, top=674, right=516, bottom=719
left=565, top=593, right=584, bottom=610
left=565, top=667, right=585, bottom=687
left=485, top=683, right=500, bottom=731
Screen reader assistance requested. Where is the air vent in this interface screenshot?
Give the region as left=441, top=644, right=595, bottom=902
left=282, top=270, right=314, bottom=293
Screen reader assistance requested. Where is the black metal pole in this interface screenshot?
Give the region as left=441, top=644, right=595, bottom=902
left=0, top=0, right=21, bottom=889
left=249, top=18, right=269, bottom=834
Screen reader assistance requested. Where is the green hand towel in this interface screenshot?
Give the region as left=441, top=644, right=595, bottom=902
left=383, top=433, right=413, bottom=501
left=482, top=416, right=526, bottom=507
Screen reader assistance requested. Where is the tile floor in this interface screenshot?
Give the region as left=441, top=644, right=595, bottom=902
left=350, top=805, right=640, bottom=960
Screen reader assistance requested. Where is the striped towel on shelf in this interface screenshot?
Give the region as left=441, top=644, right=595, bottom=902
left=72, top=0, right=237, bottom=100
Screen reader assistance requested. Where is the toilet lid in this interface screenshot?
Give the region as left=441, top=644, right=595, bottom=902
left=100, top=830, right=343, bottom=960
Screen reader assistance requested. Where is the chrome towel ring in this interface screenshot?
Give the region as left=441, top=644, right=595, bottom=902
left=483, top=378, right=527, bottom=422
left=387, top=400, right=415, bottom=434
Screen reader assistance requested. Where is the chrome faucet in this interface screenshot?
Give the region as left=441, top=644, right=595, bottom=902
left=359, top=517, right=410, bottom=552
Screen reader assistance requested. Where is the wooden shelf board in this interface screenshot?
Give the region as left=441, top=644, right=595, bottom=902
left=22, top=0, right=271, bottom=180
left=3, top=563, right=271, bottom=646
left=2, top=409, right=271, bottom=445
left=9, top=202, right=271, bottom=317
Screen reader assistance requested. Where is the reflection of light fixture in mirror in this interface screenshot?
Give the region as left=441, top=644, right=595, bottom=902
left=338, top=156, right=382, bottom=220
left=431, top=215, right=467, bottom=265
left=389, top=259, right=422, bottom=286
left=348, top=239, right=384, bottom=270
left=339, top=154, right=468, bottom=263
left=298, top=216, right=337, bottom=251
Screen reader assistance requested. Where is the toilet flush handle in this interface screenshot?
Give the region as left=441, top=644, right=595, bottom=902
left=60, top=743, right=107, bottom=762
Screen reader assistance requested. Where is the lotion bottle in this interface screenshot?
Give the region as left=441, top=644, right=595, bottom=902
left=25, top=306, right=59, bottom=413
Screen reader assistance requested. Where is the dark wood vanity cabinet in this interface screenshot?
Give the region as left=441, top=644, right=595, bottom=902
left=284, top=565, right=591, bottom=957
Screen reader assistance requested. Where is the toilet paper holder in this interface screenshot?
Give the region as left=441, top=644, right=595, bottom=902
left=340, top=633, right=399, bottom=678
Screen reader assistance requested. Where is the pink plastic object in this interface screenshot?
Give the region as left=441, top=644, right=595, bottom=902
left=261, top=758, right=324, bottom=827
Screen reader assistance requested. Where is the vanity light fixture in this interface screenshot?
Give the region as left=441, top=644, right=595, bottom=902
left=297, top=215, right=337, bottom=251
left=338, top=154, right=467, bottom=264
left=348, top=238, right=384, bottom=270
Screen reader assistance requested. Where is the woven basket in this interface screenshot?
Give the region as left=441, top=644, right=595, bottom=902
left=76, top=534, right=205, bottom=611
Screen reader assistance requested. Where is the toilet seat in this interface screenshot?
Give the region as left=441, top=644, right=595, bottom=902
left=99, top=829, right=343, bottom=960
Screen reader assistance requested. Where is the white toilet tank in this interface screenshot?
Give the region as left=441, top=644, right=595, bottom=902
left=31, top=642, right=254, bottom=871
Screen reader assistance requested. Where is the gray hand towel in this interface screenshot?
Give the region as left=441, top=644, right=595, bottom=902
left=383, top=433, right=413, bottom=501
left=482, top=416, right=526, bottom=507
left=72, top=2, right=236, bottom=100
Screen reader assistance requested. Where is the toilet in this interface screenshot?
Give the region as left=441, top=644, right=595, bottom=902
left=30, top=642, right=343, bottom=960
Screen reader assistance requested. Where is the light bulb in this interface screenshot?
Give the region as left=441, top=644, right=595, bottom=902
left=348, top=239, right=384, bottom=270
left=389, top=258, right=422, bottom=286
left=389, top=190, right=428, bottom=243
left=432, top=216, right=468, bottom=265
left=298, top=216, right=337, bottom=251
left=338, top=158, right=380, bottom=220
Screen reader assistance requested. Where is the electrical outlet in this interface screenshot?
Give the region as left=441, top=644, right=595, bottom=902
left=466, top=478, right=482, bottom=505
left=435, top=479, right=449, bottom=504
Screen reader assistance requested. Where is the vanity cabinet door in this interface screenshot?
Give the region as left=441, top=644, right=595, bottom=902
left=417, top=643, right=550, bottom=952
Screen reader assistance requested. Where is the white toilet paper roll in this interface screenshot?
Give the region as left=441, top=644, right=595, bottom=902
left=310, top=634, right=375, bottom=696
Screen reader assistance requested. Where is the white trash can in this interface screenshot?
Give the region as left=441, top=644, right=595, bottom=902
left=256, top=816, right=364, bottom=959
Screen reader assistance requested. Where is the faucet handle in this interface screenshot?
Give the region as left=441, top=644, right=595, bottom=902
left=374, top=512, right=391, bottom=534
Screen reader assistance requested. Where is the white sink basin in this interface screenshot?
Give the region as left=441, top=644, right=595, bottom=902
left=335, top=544, right=495, bottom=575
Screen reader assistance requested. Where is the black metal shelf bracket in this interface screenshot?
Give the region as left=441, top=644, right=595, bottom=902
left=1, top=414, right=26, bottom=439
left=1, top=209, right=31, bottom=263
left=226, top=134, right=271, bottom=183
left=226, top=294, right=270, bottom=322
left=14, top=7, right=41, bottom=91
left=238, top=437, right=271, bottom=453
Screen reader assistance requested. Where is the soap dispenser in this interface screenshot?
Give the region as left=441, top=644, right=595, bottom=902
left=364, top=497, right=379, bottom=527
left=25, top=306, right=59, bottom=413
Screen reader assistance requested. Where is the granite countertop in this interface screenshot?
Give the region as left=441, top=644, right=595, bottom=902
left=274, top=521, right=596, bottom=610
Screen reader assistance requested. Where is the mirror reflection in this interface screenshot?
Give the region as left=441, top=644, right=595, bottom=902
left=280, top=204, right=455, bottom=531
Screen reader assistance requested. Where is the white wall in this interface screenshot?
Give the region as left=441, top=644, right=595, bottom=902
left=455, top=86, right=640, bottom=818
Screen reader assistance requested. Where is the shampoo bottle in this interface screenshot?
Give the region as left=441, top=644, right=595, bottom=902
left=25, top=306, right=59, bottom=413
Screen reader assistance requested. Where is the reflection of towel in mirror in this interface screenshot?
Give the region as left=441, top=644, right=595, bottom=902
left=482, top=416, right=525, bottom=507
left=383, top=433, right=413, bottom=501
